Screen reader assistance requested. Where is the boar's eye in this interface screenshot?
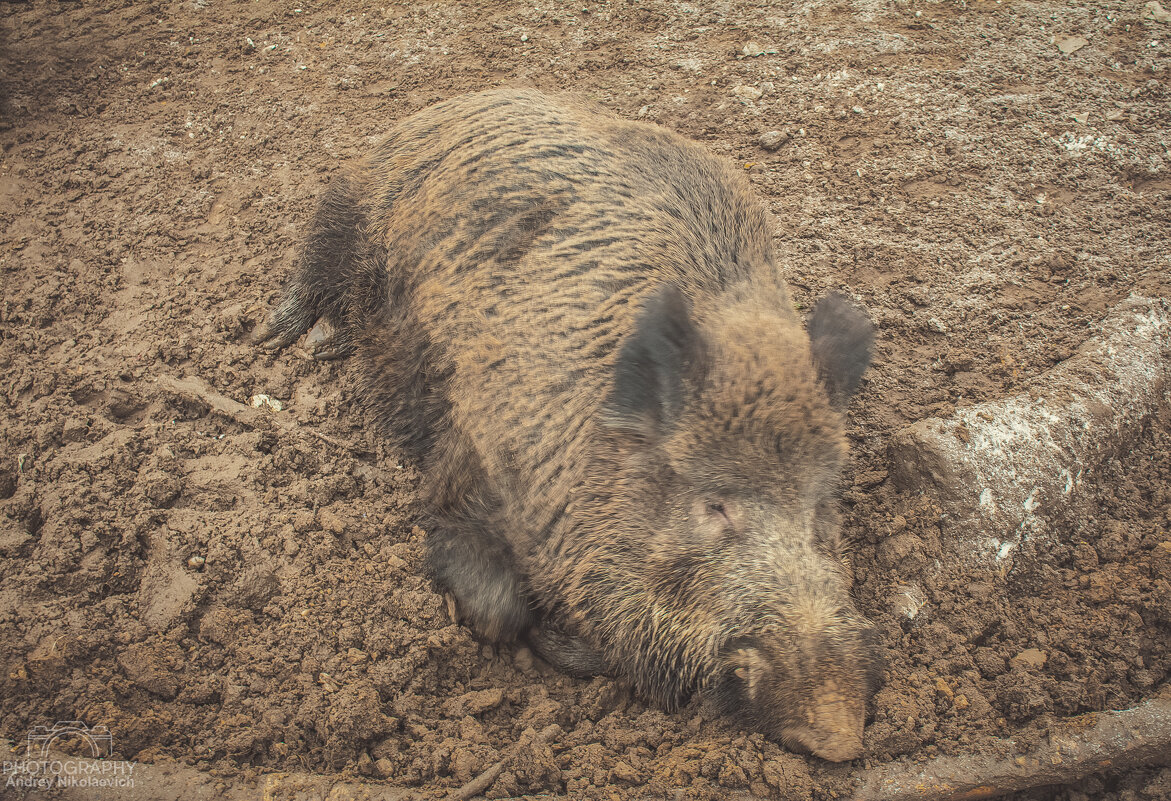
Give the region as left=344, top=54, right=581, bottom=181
left=706, top=502, right=732, bottom=527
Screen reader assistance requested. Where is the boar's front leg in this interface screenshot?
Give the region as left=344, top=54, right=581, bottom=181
left=423, top=430, right=536, bottom=641
left=426, top=522, right=535, bottom=642
left=252, top=172, right=368, bottom=359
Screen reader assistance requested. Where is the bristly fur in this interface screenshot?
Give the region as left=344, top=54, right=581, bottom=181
left=260, top=89, right=880, bottom=761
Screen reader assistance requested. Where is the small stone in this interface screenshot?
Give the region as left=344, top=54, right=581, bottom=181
left=187, top=555, right=206, bottom=570
left=346, top=647, right=369, bottom=663
left=374, top=757, right=394, bottom=778
left=732, top=84, right=763, bottom=101
left=758, top=130, right=790, bottom=151
left=1010, top=648, right=1048, bottom=671
left=740, top=41, right=775, bottom=57
left=1056, top=36, right=1089, bottom=55
left=249, top=394, right=283, bottom=412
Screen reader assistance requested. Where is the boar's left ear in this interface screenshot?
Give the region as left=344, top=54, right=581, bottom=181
left=807, top=292, right=874, bottom=406
left=603, top=284, right=705, bottom=441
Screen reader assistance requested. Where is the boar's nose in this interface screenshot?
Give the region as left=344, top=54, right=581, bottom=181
left=789, top=696, right=865, bottom=762
left=808, top=732, right=863, bottom=762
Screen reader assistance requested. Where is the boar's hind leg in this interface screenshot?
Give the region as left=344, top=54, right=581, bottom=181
left=426, top=523, right=534, bottom=643
left=253, top=173, right=367, bottom=357
left=527, top=621, right=610, bottom=679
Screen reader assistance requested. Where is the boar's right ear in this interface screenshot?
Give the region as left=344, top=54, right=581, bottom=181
left=603, top=284, right=705, bottom=441
left=807, top=292, right=874, bottom=406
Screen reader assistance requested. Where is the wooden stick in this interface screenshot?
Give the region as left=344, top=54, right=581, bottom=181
left=444, top=725, right=561, bottom=801
left=156, top=373, right=364, bottom=455
left=851, top=691, right=1171, bottom=801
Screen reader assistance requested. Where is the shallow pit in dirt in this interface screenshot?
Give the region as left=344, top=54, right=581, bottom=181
left=2, top=0, right=1170, bottom=799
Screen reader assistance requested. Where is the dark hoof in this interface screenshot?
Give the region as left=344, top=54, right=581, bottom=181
left=303, top=320, right=352, bottom=361
left=526, top=622, right=610, bottom=679
left=250, top=317, right=302, bottom=351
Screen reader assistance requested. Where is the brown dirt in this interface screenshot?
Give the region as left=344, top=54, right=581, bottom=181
left=1, top=1, right=1169, bottom=799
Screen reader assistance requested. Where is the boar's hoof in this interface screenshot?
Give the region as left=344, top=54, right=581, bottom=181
left=526, top=622, right=611, bottom=679
left=250, top=315, right=301, bottom=351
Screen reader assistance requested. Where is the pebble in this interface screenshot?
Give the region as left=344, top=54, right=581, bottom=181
left=356, top=751, right=374, bottom=776
left=1056, top=36, right=1089, bottom=54
left=934, top=677, right=954, bottom=700
left=187, top=555, right=206, bottom=570
left=740, top=41, right=776, bottom=57
left=249, top=394, right=283, bottom=412
left=732, top=85, right=762, bottom=101
left=758, top=130, right=790, bottom=151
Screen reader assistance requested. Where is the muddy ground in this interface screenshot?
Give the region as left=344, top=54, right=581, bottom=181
left=2, top=0, right=1170, bottom=799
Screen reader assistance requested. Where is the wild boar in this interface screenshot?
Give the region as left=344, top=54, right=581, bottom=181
left=255, top=89, right=881, bottom=761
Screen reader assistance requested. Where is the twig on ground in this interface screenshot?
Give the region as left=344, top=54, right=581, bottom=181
left=444, top=724, right=562, bottom=801
left=156, top=373, right=363, bottom=455
left=852, top=689, right=1171, bottom=801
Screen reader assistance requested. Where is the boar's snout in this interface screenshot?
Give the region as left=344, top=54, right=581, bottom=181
left=781, top=691, right=865, bottom=762
left=716, top=619, right=882, bottom=762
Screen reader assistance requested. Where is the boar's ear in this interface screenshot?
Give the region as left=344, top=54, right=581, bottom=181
left=807, top=292, right=874, bottom=406
left=603, top=284, right=705, bottom=440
